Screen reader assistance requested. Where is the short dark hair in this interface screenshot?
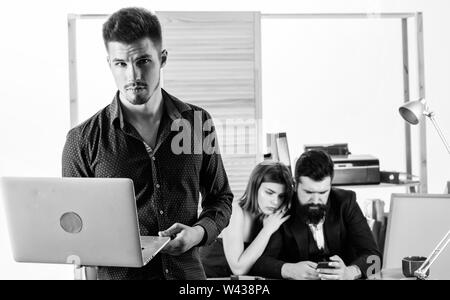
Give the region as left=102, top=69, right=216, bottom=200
left=295, top=150, right=334, bottom=182
left=239, top=161, right=294, bottom=215
left=102, top=7, right=162, bottom=49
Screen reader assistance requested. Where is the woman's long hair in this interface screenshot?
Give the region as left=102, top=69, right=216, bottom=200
left=238, top=161, right=294, bottom=215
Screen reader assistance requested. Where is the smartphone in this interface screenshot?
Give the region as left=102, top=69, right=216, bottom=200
left=316, top=261, right=334, bottom=269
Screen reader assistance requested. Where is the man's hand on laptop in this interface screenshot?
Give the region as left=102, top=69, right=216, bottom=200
left=158, top=223, right=205, bottom=256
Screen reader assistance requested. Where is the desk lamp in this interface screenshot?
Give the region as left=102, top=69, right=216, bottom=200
left=399, top=98, right=450, bottom=155
left=399, top=99, right=450, bottom=279
left=414, top=230, right=450, bottom=279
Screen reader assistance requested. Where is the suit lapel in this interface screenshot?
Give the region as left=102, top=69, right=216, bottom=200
left=323, top=189, right=341, bottom=254
left=290, top=201, right=309, bottom=259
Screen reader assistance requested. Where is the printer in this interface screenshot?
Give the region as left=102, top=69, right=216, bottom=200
left=331, top=154, right=380, bottom=185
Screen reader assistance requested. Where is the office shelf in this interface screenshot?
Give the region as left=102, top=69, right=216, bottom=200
left=337, top=181, right=421, bottom=190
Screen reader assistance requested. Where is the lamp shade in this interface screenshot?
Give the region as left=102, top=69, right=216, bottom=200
left=399, top=100, right=425, bottom=125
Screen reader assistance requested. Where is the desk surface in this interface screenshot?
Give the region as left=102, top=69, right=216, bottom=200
left=208, top=275, right=267, bottom=280
left=368, top=268, right=417, bottom=280
left=210, top=270, right=412, bottom=280
left=209, top=269, right=427, bottom=280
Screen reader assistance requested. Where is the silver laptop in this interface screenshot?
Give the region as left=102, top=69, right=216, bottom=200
left=0, top=177, right=170, bottom=268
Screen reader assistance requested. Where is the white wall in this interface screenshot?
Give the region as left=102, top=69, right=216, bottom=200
left=0, top=0, right=449, bottom=279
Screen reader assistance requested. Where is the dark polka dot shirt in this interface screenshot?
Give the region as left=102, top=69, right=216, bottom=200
left=62, top=89, right=233, bottom=280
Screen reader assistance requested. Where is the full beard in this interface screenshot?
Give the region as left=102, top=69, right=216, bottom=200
left=299, top=203, right=327, bottom=225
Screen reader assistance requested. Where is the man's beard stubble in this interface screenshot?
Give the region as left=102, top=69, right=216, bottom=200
left=124, top=77, right=160, bottom=105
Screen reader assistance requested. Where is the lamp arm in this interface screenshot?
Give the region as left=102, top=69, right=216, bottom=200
left=426, top=112, right=450, bottom=155
left=414, top=229, right=450, bottom=279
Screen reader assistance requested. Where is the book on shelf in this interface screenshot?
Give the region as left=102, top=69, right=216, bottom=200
left=266, top=132, right=291, bottom=173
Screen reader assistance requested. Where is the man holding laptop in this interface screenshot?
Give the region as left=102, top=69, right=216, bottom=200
left=62, top=7, right=233, bottom=279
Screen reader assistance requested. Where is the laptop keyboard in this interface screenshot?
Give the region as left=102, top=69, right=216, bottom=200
left=140, top=236, right=170, bottom=265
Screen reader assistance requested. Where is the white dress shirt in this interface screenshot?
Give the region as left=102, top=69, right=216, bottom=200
left=308, top=219, right=325, bottom=250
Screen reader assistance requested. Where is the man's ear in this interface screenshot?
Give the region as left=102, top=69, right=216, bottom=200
left=160, top=49, right=168, bottom=68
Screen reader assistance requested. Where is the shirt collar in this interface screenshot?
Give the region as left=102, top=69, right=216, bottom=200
left=161, top=88, right=191, bottom=121
left=109, top=88, right=192, bottom=127
left=109, top=91, right=124, bottom=128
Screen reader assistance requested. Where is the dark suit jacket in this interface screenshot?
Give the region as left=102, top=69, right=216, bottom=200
left=251, top=188, right=381, bottom=279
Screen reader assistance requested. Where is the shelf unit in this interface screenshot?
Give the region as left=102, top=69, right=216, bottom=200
left=259, top=12, right=428, bottom=193
left=338, top=181, right=421, bottom=191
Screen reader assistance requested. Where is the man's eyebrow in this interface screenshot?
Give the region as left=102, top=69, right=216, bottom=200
left=136, top=54, right=152, bottom=60
left=265, top=188, right=275, bottom=193
left=303, top=188, right=329, bottom=193
left=112, top=55, right=152, bottom=62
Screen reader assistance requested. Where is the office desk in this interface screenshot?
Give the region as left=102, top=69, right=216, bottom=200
left=208, top=275, right=267, bottom=280
left=368, top=268, right=416, bottom=280
left=211, top=270, right=416, bottom=280
left=209, top=269, right=414, bottom=280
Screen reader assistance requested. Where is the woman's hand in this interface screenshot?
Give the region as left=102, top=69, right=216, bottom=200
left=262, top=209, right=290, bottom=234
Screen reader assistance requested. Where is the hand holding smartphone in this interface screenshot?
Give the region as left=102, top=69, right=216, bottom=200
left=316, top=261, right=334, bottom=269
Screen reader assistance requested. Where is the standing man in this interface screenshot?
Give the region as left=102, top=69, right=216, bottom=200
left=62, top=7, right=233, bottom=280
left=251, top=150, right=381, bottom=280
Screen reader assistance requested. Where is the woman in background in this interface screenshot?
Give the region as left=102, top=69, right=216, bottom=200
left=200, top=161, right=293, bottom=277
